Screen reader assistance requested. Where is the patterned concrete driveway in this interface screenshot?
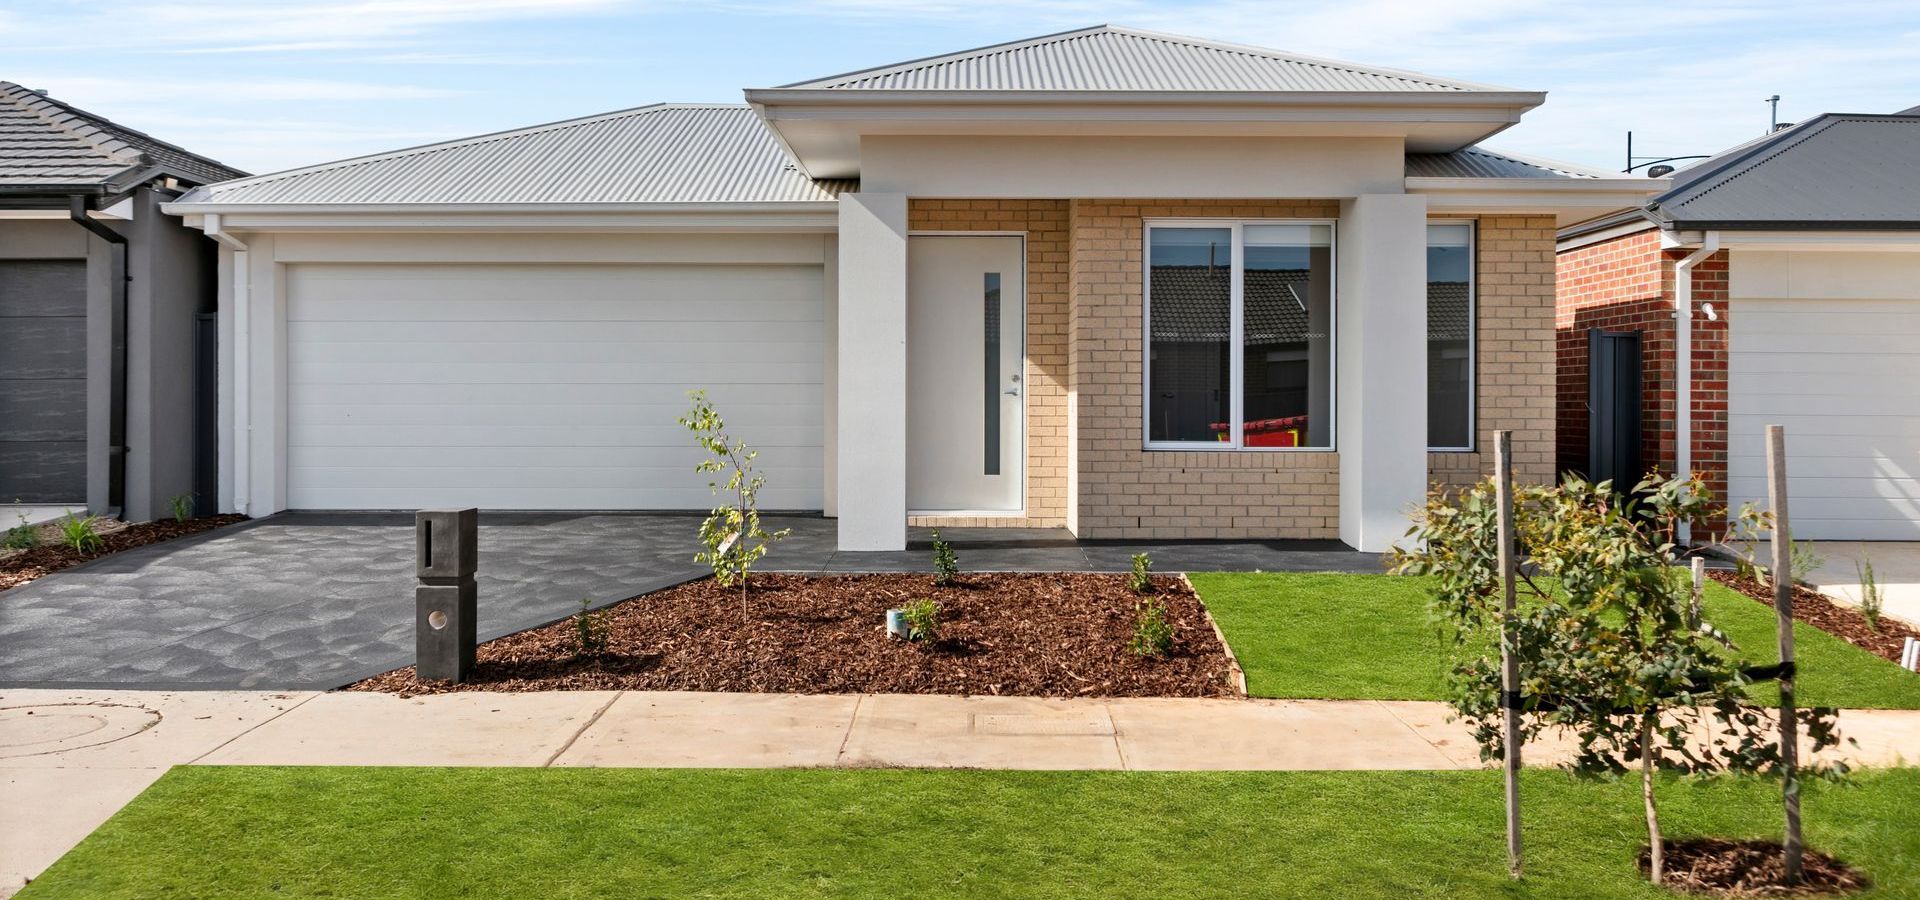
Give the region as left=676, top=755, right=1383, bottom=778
left=0, top=513, right=1380, bottom=690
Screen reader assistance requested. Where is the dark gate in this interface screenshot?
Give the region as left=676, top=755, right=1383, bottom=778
left=194, top=312, right=218, bottom=517
left=1587, top=328, right=1642, bottom=490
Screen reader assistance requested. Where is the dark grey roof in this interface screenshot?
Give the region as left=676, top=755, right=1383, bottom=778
left=0, top=81, right=246, bottom=193
left=1648, top=113, right=1920, bottom=229
left=174, top=104, right=851, bottom=206
left=1406, top=146, right=1609, bottom=179
left=1151, top=267, right=1470, bottom=343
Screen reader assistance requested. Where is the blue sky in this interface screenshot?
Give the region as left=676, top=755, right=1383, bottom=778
left=5, top=0, right=1916, bottom=177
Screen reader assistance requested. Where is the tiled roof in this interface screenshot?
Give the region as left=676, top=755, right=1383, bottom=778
left=0, top=81, right=245, bottom=191
left=1151, top=266, right=1467, bottom=342
left=777, top=25, right=1517, bottom=93
left=174, top=104, right=850, bottom=205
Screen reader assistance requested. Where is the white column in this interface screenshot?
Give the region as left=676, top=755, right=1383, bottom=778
left=1336, top=193, right=1429, bottom=552
left=835, top=193, right=909, bottom=550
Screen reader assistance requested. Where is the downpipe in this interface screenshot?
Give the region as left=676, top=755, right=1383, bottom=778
left=1672, top=230, right=1720, bottom=545
left=69, top=195, right=129, bottom=517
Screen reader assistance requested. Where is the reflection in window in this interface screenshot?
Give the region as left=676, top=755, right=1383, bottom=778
left=1427, top=224, right=1474, bottom=450
left=1147, top=227, right=1231, bottom=443
left=1242, top=224, right=1333, bottom=448
left=984, top=272, right=1001, bottom=475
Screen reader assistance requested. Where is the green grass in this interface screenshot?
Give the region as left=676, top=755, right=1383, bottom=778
left=1193, top=572, right=1920, bottom=709
left=22, top=766, right=1920, bottom=899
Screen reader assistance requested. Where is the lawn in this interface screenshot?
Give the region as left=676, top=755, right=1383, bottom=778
left=22, top=766, right=1920, bottom=898
left=1193, top=572, right=1920, bottom=709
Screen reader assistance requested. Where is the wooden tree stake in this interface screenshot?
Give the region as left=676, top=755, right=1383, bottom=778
left=1766, top=424, right=1804, bottom=883
left=1495, top=431, right=1523, bottom=880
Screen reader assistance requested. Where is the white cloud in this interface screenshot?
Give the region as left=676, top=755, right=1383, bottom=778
left=10, top=0, right=631, bottom=53
left=13, top=75, right=463, bottom=105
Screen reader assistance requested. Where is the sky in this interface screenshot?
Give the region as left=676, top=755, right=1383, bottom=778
left=4, top=0, right=1917, bottom=178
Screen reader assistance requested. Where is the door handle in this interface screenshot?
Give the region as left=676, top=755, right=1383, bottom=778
left=1004, top=389, right=1020, bottom=397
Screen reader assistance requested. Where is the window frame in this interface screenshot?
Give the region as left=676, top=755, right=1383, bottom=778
left=1141, top=218, right=1339, bottom=453
left=1425, top=219, right=1477, bottom=453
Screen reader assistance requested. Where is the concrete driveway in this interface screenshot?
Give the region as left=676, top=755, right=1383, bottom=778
left=1802, top=542, right=1920, bottom=629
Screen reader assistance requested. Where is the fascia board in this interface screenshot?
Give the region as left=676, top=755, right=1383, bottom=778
left=745, top=88, right=1545, bottom=109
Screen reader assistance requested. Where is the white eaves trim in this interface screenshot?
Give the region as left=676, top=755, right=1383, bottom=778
left=1662, top=229, right=1920, bottom=252
left=162, top=201, right=840, bottom=234
left=747, top=89, right=1546, bottom=108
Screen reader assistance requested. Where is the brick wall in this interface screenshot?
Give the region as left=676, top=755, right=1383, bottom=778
left=1554, top=228, right=1730, bottom=504
left=1426, top=215, right=1560, bottom=491
left=906, top=199, right=1069, bottom=527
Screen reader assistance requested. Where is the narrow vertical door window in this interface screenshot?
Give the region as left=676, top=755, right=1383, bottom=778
left=983, top=272, right=1001, bottom=475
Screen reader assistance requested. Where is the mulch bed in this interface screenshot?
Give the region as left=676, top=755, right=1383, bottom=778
left=1708, top=570, right=1920, bottom=665
left=1641, top=838, right=1868, bottom=895
left=0, top=514, right=248, bottom=593
left=351, top=572, right=1237, bottom=698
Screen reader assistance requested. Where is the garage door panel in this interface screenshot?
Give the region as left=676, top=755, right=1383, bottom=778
left=1728, top=414, right=1920, bottom=439
left=1729, top=393, right=1920, bottom=418
left=1733, top=309, right=1920, bottom=336
left=286, top=262, right=825, bottom=511
left=1732, top=332, right=1920, bottom=354
left=1729, top=353, right=1920, bottom=378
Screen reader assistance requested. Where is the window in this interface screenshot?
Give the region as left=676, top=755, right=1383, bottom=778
left=1145, top=221, right=1334, bottom=450
left=1426, top=223, right=1474, bottom=450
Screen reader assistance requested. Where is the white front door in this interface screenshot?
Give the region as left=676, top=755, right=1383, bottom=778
left=907, top=235, right=1025, bottom=513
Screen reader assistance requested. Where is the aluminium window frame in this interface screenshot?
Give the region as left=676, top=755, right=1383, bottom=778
left=1141, top=217, right=1339, bottom=453
left=1425, top=219, right=1477, bottom=453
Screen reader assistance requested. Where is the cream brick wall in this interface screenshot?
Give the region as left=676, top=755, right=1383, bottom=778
left=1426, top=215, right=1559, bottom=492
left=907, top=199, right=1069, bottom=528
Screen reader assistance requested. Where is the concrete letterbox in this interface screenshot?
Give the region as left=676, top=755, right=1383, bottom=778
left=415, top=508, right=478, bottom=682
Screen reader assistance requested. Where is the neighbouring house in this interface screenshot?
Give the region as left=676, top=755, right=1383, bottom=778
left=1558, top=107, right=1920, bottom=540
left=163, top=25, right=1660, bottom=551
left=1, top=82, right=247, bottom=520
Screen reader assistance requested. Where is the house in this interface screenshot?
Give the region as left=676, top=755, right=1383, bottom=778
left=1, top=82, right=247, bottom=521
left=163, top=26, right=1660, bottom=551
left=1558, top=108, right=1920, bottom=540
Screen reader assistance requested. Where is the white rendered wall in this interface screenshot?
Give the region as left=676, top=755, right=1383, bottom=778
left=834, top=193, right=909, bottom=550
left=1336, top=193, right=1430, bottom=552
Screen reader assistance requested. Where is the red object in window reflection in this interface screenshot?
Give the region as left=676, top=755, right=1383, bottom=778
left=1208, top=416, right=1308, bottom=447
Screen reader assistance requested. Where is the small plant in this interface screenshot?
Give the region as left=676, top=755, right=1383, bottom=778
left=1127, top=596, right=1173, bottom=657
left=930, top=530, right=959, bottom=587
left=573, top=598, right=608, bottom=657
left=1791, top=541, right=1825, bottom=584
left=679, top=390, right=790, bottom=619
left=3, top=509, right=37, bottom=550
left=1858, top=554, right=1883, bottom=633
left=1127, top=552, right=1154, bottom=594
left=168, top=493, right=196, bottom=523
left=902, top=598, right=940, bottom=643
left=59, top=512, right=104, bottom=555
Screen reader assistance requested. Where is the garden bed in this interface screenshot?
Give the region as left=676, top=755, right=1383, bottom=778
left=1708, top=570, right=1919, bottom=666
left=1641, top=837, right=1867, bottom=896
left=351, top=572, right=1236, bottom=698
left=0, top=514, right=248, bottom=593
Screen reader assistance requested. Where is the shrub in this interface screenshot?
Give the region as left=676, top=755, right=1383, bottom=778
left=1791, top=541, right=1825, bottom=584
left=679, top=390, right=790, bottom=618
left=902, top=598, right=940, bottom=643
left=1127, top=596, right=1173, bottom=657
left=573, top=598, right=608, bottom=658
left=1858, top=555, right=1883, bottom=633
left=1391, top=471, right=1844, bottom=887
left=3, top=511, right=36, bottom=550
left=1127, top=552, right=1154, bottom=594
left=60, top=512, right=104, bottom=555
left=168, top=493, right=195, bottom=523
left=931, top=529, right=959, bottom=587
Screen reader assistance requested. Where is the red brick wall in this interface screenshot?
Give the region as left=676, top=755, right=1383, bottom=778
left=1554, top=228, right=1730, bottom=507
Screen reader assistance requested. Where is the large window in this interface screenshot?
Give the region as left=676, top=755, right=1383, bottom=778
left=1145, top=221, right=1334, bottom=450
left=1426, top=223, right=1474, bottom=450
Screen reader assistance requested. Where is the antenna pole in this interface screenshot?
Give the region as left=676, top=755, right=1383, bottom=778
left=1767, top=95, right=1781, bottom=131
left=1625, top=131, right=1633, bottom=173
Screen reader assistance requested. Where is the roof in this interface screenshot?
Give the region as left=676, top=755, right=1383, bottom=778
left=0, top=81, right=245, bottom=193
left=1150, top=266, right=1469, bottom=344
left=174, top=104, right=850, bottom=206
left=1648, top=113, right=1920, bottom=229
left=1405, top=146, right=1611, bottom=180
left=777, top=25, right=1519, bottom=94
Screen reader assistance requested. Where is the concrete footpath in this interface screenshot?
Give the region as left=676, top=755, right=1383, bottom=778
left=5, top=689, right=1918, bottom=896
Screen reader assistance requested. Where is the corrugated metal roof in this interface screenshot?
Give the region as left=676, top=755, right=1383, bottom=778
left=180, top=104, right=850, bottom=205
left=0, top=81, right=246, bottom=191
left=1405, top=146, right=1608, bottom=179
left=777, top=25, right=1516, bottom=93
left=1650, top=114, right=1920, bottom=228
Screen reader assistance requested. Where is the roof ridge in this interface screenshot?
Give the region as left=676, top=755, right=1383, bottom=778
left=209, top=102, right=748, bottom=192
left=1662, top=115, right=1843, bottom=209
left=771, top=25, right=1115, bottom=89
left=1091, top=26, right=1514, bottom=92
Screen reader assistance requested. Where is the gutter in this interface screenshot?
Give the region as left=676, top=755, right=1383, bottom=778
left=1672, top=230, right=1720, bottom=544
left=69, top=195, right=130, bottom=517
left=201, top=214, right=251, bottom=516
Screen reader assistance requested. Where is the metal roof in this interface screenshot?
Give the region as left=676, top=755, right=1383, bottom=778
left=776, top=25, right=1519, bottom=93
left=0, top=81, right=246, bottom=192
left=1650, top=113, right=1920, bottom=229
left=1405, top=147, right=1610, bottom=179
left=176, top=104, right=852, bottom=206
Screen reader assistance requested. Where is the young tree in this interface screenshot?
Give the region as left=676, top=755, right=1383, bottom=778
left=679, top=390, right=789, bottom=618
left=1392, top=473, right=1844, bottom=886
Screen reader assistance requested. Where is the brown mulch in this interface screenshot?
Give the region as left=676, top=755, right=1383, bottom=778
left=1708, top=570, right=1920, bottom=665
left=0, top=514, right=248, bottom=593
left=350, top=572, right=1237, bottom=698
left=1641, top=838, right=1869, bottom=896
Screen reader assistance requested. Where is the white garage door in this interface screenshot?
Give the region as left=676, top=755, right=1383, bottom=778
left=285, top=263, right=824, bottom=510
left=1729, top=297, right=1920, bottom=540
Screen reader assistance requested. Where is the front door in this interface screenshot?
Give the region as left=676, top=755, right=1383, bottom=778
left=907, top=235, right=1024, bottom=513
